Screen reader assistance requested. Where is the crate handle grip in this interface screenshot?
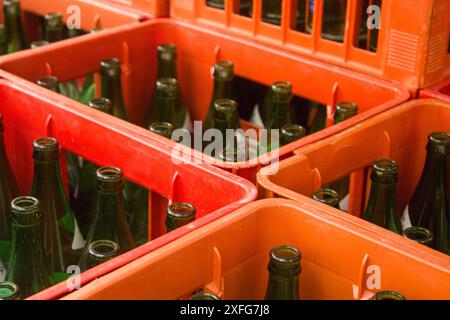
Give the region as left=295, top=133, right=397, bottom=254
left=312, top=167, right=322, bottom=190
left=169, top=171, right=180, bottom=202
left=381, top=131, right=391, bottom=158
left=204, top=246, right=224, bottom=299
left=353, top=252, right=369, bottom=300
left=45, top=62, right=53, bottom=77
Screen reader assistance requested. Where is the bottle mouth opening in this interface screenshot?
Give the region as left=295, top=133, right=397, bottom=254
left=214, top=99, right=237, bottom=113
left=428, top=132, right=450, bottom=154
left=0, top=281, right=19, bottom=299
left=149, top=122, right=173, bottom=138
left=372, top=159, right=399, bottom=174
left=403, top=227, right=433, bottom=244
left=281, top=124, right=307, bottom=139
left=44, top=12, right=63, bottom=24
left=33, top=137, right=59, bottom=152
left=31, top=40, right=50, bottom=49
left=167, top=202, right=196, bottom=219
left=335, top=101, right=358, bottom=114
left=101, top=58, right=121, bottom=76
left=158, top=43, right=177, bottom=60
left=96, top=166, right=123, bottom=183
left=37, top=76, right=58, bottom=89
left=372, top=291, right=405, bottom=300
left=270, top=245, right=301, bottom=264
left=214, top=61, right=234, bottom=79
left=189, top=292, right=220, bottom=300
left=89, top=98, right=113, bottom=114
left=88, top=240, right=120, bottom=260
left=271, top=81, right=292, bottom=94
left=156, top=77, right=179, bottom=97
left=219, top=148, right=241, bottom=162
left=11, top=196, right=40, bottom=213
left=312, top=188, right=340, bottom=206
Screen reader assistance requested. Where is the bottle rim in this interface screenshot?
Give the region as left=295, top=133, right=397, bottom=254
left=33, top=137, right=59, bottom=152
left=96, top=166, right=123, bottom=183
left=372, top=290, right=406, bottom=300
left=11, top=196, right=40, bottom=213
left=372, top=159, right=399, bottom=174
left=189, top=292, right=221, bottom=300
left=100, top=58, right=121, bottom=77
left=214, top=99, right=237, bottom=113
left=427, top=132, right=450, bottom=155
left=149, top=122, right=173, bottom=138
left=37, top=76, right=58, bottom=90
left=281, top=124, right=307, bottom=139
left=0, top=281, right=20, bottom=300
left=403, top=226, right=433, bottom=245
left=88, top=240, right=120, bottom=260
left=214, top=61, right=234, bottom=79
left=167, top=202, right=196, bottom=219
left=270, top=245, right=302, bottom=264
left=157, top=43, right=177, bottom=60
left=89, top=98, right=113, bottom=114
left=335, top=101, right=358, bottom=116
left=44, top=12, right=63, bottom=23
left=312, top=188, right=340, bottom=207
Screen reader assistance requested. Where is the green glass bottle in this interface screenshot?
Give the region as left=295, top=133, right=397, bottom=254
left=0, top=114, right=19, bottom=267
left=37, top=76, right=59, bottom=92
left=372, top=291, right=406, bottom=300
left=75, top=98, right=113, bottom=237
left=334, top=102, right=358, bottom=124
left=280, top=124, right=306, bottom=146
left=406, top=132, right=450, bottom=254
left=3, top=0, right=27, bottom=53
left=403, top=227, right=433, bottom=248
left=0, top=281, right=20, bottom=300
left=263, top=81, right=295, bottom=130
left=146, top=78, right=184, bottom=129
left=79, top=166, right=135, bottom=270
left=0, top=25, right=7, bottom=55
left=100, top=58, right=129, bottom=121
left=312, top=188, right=341, bottom=209
left=363, top=159, right=402, bottom=234
left=6, top=197, right=54, bottom=298
left=189, top=292, right=220, bottom=300
left=165, top=202, right=196, bottom=233
left=31, top=138, right=84, bottom=280
left=86, top=239, right=119, bottom=269
left=204, top=61, right=239, bottom=130
left=30, top=40, right=49, bottom=49
left=149, top=122, right=174, bottom=139
left=42, top=12, right=64, bottom=43
left=264, top=245, right=301, bottom=300
left=308, top=102, right=327, bottom=134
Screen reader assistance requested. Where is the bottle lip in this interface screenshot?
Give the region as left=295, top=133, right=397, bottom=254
left=270, top=245, right=302, bottom=264
left=0, top=281, right=20, bottom=300
left=214, top=61, right=234, bottom=79
left=189, top=292, right=220, bottom=300
left=88, top=240, right=120, bottom=260
left=44, top=12, right=63, bottom=25
left=157, top=43, right=177, bottom=60
left=11, top=196, right=40, bottom=213
left=312, top=188, right=340, bottom=207
left=372, top=290, right=406, bottom=300
left=37, top=76, right=58, bottom=90
left=100, top=58, right=121, bottom=77
left=371, top=159, right=399, bottom=182
left=427, top=132, right=450, bottom=154
left=270, top=81, right=293, bottom=101
left=214, top=99, right=237, bottom=114
left=31, top=40, right=50, bottom=49
left=10, top=197, right=41, bottom=227
left=89, top=98, right=113, bottom=114
left=281, top=124, right=307, bottom=139
left=155, top=77, right=179, bottom=97
left=149, top=122, right=173, bottom=138
left=167, top=202, right=196, bottom=219
left=335, top=101, right=358, bottom=120
left=96, top=166, right=123, bottom=183
left=403, top=226, right=433, bottom=245
left=33, top=137, right=60, bottom=161
left=3, top=0, right=20, bottom=8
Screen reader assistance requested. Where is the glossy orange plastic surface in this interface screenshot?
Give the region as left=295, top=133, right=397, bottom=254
left=62, top=199, right=450, bottom=300
left=104, top=0, right=169, bottom=17
left=420, top=79, right=450, bottom=104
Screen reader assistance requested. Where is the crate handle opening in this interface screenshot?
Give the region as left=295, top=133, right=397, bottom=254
left=203, top=246, right=225, bottom=299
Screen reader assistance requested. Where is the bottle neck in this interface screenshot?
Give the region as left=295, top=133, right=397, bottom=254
left=101, top=76, right=128, bottom=121
left=32, top=159, right=61, bottom=191
left=265, top=273, right=299, bottom=300
left=211, top=78, right=234, bottom=102
left=5, top=11, right=25, bottom=52
left=157, top=59, right=177, bottom=79
left=420, top=152, right=447, bottom=186
left=266, top=100, right=290, bottom=130
left=95, top=189, right=126, bottom=222
left=44, top=28, right=63, bottom=43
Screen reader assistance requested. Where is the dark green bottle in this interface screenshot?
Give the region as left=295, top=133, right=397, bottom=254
left=86, top=239, right=119, bottom=269
left=42, top=12, right=64, bottom=43
left=3, top=0, right=27, bottom=53
left=37, top=76, right=59, bottom=92
left=31, top=138, right=84, bottom=280
left=312, top=188, right=341, bottom=209
left=0, top=114, right=19, bottom=266
left=263, top=81, right=295, bottom=130
left=372, top=291, right=406, bottom=300
left=0, top=281, right=20, bottom=300
left=165, top=202, right=196, bottom=233
left=363, top=159, right=402, bottom=234
left=334, top=102, right=358, bottom=124
left=308, top=102, right=327, bottom=134
left=100, top=58, right=129, bottom=121
left=189, top=292, right=220, bottom=300
left=0, top=25, right=7, bottom=55
left=281, top=124, right=306, bottom=146
left=75, top=98, right=113, bottom=237
left=149, top=122, right=174, bottom=139
left=403, top=227, right=433, bottom=248
left=30, top=40, right=49, bottom=49
left=79, top=167, right=135, bottom=270
left=204, top=61, right=238, bottom=130
left=6, top=197, right=54, bottom=298
left=264, top=245, right=301, bottom=300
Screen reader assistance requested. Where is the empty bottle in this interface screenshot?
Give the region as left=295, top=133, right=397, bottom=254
left=265, top=245, right=301, bottom=300
left=403, top=227, right=433, bottom=248
left=0, top=281, right=20, bottom=300
left=308, top=102, right=327, bottom=134
left=86, top=240, right=120, bottom=269
left=165, top=202, right=196, bottom=233
left=37, top=76, right=59, bottom=92
left=334, top=102, right=358, bottom=124
left=280, top=124, right=306, bottom=146
left=363, top=159, right=402, bottom=234
left=0, top=25, right=6, bottom=55
left=312, top=188, right=341, bottom=209
left=372, top=291, right=406, bottom=300
left=0, top=114, right=19, bottom=266
left=263, top=81, right=295, bottom=130
left=42, top=12, right=64, bottom=43
left=405, top=132, right=450, bottom=254
left=100, top=58, right=129, bottom=121
left=149, top=122, right=174, bottom=139
left=6, top=197, right=54, bottom=297
left=31, top=137, right=84, bottom=279
left=80, top=167, right=135, bottom=270
left=3, top=0, right=27, bottom=53
left=189, top=292, right=221, bottom=300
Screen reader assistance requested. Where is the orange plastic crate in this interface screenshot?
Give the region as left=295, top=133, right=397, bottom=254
left=0, top=0, right=146, bottom=48
left=60, top=199, right=450, bottom=300
left=420, top=79, right=450, bottom=104
left=103, top=0, right=169, bottom=18
left=0, top=78, right=256, bottom=300
left=170, top=0, right=450, bottom=90
left=0, top=19, right=409, bottom=183
left=258, top=99, right=450, bottom=260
